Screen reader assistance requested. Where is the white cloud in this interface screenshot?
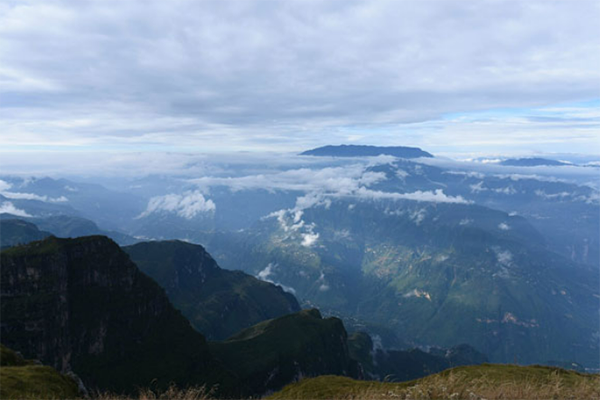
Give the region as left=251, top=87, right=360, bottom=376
left=0, top=191, right=68, bottom=203
left=316, top=272, right=329, bottom=292
left=410, top=208, right=427, bottom=225
left=470, top=181, right=486, bottom=193
left=0, top=180, right=12, bottom=192
left=395, top=169, right=409, bottom=180
left=498, top=223, right=510, bottom=231
left=191, top=163, right=388, bottom=195
left=256, top=263, right=296, bottom=294
left=301, top=232, right=319, bottom=247
left=494, top=248, right=513, bottom=266
left=257, top=263, right=275, bottom=281
left=353, top=187, right=472, bottom=204
left=1, top=1, right=598, bottom=153
left=138, top=191, right=215, bottom=219
left=0, top=201, right=32, bottom=217
left=534, top=190, right=571, bottom=200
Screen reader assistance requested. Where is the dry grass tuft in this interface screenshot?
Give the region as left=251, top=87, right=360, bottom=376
left=96, top=385, right=212, bottom=400
left=342, top=370, right=600, bottom=400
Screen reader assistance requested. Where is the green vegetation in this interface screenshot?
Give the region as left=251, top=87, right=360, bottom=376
left=209, top=309, right=360, bottom=395
left=124, top=240, right=299, bottom=340
left=98, top=362, right=600, bottom=400
left=0, top=218, right=51, bottom=249
left=205, top=200, right=599, bottom=367
left=0, top=345, right=79, bottom=399
left=268, top=364, right=600, bottom=400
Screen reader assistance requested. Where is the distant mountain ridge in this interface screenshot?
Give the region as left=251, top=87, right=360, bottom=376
left=348, top=332, right=488, bottom=382
left=301, top=145, right=433, bottom=158
left=0, top=217, right=51, bottom=248
left=124, top=240, right=301, bottom=340
left=202, top=198, right=600, bottom=367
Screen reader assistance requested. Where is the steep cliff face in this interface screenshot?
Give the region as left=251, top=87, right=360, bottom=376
left=124, top=240, right=300, bottom=339
left=0, top=236, right=235, bottom=395
left=209, top=309, right=361, bottom=396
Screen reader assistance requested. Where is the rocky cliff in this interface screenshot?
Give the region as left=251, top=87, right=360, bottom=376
left=0, top=236, right=235, bottom=395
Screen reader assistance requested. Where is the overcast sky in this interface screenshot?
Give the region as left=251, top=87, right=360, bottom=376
left=1, top=0, right=599, bottom=156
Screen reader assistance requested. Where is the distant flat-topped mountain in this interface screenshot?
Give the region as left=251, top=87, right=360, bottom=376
left=500, top=157, right=569, bottom=167
left=301, top=145, right=433, bottom=158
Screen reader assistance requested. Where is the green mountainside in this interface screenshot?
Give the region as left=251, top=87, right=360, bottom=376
left=124, top=240, right=300, bottom=340
left=0, top=218, right=51, bottom=249
left=209, top=309, right=361, bottom=396
left=202, top=200, right=600, bottom=367
left=30, top=215, right=138, bottom=245
left=0, top=236, right=236, bottom=396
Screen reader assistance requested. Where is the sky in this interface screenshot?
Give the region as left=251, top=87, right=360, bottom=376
left=1, top=0, right=599, bottom=156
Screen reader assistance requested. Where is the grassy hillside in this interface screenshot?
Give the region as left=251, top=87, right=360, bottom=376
left=11, top=364, right=596, bottom=400
left=268, top=364, right=600, bottom=400
left=0, top=345, right=80, bottom=399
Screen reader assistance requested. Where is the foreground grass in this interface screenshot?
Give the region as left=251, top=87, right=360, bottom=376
left=2, top=363, right=598, bottom=399
left=268, top=364, right=600, bottom=400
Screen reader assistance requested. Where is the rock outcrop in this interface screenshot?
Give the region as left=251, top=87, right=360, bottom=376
left=0, top=236, right=235, bottom=395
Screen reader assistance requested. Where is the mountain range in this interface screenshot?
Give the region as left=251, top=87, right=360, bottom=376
left=1, top=144, right=598, bottom=398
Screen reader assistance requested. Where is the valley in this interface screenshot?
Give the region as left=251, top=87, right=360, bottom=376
left=1, top=146, right=598, bottom=398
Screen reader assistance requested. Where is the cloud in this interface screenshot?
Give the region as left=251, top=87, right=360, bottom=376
left=191, top=163, right=388, bottom=194
left=494, top=248, right=513, bottom=266
left=353, top=187, right=472, bottom=204
left=0, top=180, right=12, bottom=192
left=316, top=272, right=329, bottom=292
left=534, top=190, right=571, bottom=200
left=0, top=201, right=32, bottom=217
left=257, top=263, right=275, bottom=281
left=138, top=191, right=215, bottom=219
left=301, top=232, right=319, bottom=248
left=498, top=223, right=510, bottom=231
left=256, top=263, right=296, bottom=294
left=0, top=1, right=598, bottom=153
left=0, top=191, right=68, bottom=203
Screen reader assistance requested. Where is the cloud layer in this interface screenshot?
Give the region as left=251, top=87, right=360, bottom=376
left=1, top=0, right=598, bottom=153
left=138, top=191, right=216, bottom=219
